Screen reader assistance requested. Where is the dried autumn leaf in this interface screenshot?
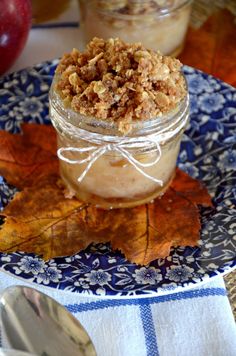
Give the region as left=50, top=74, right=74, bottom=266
left=111, top=188, right=201, bottom=264
left=179, top=8, right=236, bottom=87
left=0, top=173, right=210, bottom=265
left=0, top=178, right=201, bottom=264
left=171, top=168, right=213, bottom=207
left=21, top=123, right=57, bottom=156
left=0, top=124, right=58, bottom=189
left=0, top=175, right=87, bottom=260
left=0, top=123, right=213, bottom=265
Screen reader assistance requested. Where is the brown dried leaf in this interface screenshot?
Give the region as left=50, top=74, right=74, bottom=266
left=111, top=188, right=201, bottom=264
left=0, top=174, right=210, bottom=265
left=21, top=123, right=57, bottom=156
left=0, top=175, right=86, bottom=260
left=179, top=9, right=236, bottom=87
left=171, top=168, right=213, bottom=207
left=0, top=124, right=58, bottom=189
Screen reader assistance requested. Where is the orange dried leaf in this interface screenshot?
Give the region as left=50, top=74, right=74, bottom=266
left=179, top=9, right=236, bottom=87
left=21, top=123, right=57, bottom=156
left=0, top=175, right=87, bottom=260
left=0, top=124, right=58, bottom=189
left=171, top=168, right=213, bottom=207
left=0, top=174, right=210, bottom=265
left=110, top=188, right=201, bottom=265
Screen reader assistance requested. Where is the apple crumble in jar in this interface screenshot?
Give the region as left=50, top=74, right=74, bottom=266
left=79, top=0, right=192, bottom=56
left=49, top=38, right=189, bottom=209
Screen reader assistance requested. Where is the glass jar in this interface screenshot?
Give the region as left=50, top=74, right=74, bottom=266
left=78, top=0, right=192, bottom=56
left=49, top=78, right=189, bottom=209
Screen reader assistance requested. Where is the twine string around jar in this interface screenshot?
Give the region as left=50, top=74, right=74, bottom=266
left=58, top=137, right=163, bottom=184
left=56, top=95, right=189, bottom=185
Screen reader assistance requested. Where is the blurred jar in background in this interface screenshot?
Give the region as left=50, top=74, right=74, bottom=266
left=31, top=0, right=71, bottom=24
left=79, top=0, right=192, bottom=56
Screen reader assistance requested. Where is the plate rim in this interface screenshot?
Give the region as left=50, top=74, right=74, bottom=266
left=0, top=265, right=235, bottom=299
left=0, top=59, right=235, bottom=298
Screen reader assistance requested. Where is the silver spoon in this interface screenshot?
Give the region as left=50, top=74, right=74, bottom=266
left=0, top=286, right=96, bottom=356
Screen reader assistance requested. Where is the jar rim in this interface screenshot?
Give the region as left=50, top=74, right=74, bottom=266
left=49, top=71, right=189, bottom=138
left=82, top=0, right=193, bottom=20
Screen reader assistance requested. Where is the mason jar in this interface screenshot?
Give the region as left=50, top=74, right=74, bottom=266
left=79, top=0, right=192, bottom=56
left=49, top=77, right=189, bottom=209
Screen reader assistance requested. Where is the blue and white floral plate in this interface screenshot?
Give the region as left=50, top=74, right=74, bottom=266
left=0, top=61, right=235, bottom=298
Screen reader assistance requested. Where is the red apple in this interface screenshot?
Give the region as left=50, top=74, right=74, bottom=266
left=0, top=0, right=32, bottom=75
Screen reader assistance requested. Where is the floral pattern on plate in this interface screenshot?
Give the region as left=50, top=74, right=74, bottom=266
left=0, top=62, right=235, bottom=297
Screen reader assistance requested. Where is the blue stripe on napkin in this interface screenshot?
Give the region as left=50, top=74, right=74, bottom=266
left=140, top=304, right=159, bottom=356
left=65, top=287, right=226, bottom=314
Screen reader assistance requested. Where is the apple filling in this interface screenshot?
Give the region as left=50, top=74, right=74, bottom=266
left=57, top=132, right=182, bottom=208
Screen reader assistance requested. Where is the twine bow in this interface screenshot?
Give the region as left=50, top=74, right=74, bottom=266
left=57, top=137, right=163, bottom=185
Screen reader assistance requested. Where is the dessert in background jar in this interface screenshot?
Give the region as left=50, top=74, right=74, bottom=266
left=79, top=0, right=192, bottom=56
left=49, top=37, right=189, bottom=209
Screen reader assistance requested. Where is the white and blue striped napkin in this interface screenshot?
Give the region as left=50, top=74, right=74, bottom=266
left=0, top=271, right=235, bottom=356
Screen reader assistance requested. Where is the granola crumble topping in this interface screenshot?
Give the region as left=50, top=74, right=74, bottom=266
left=55, top=37, right=187, bottom=133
